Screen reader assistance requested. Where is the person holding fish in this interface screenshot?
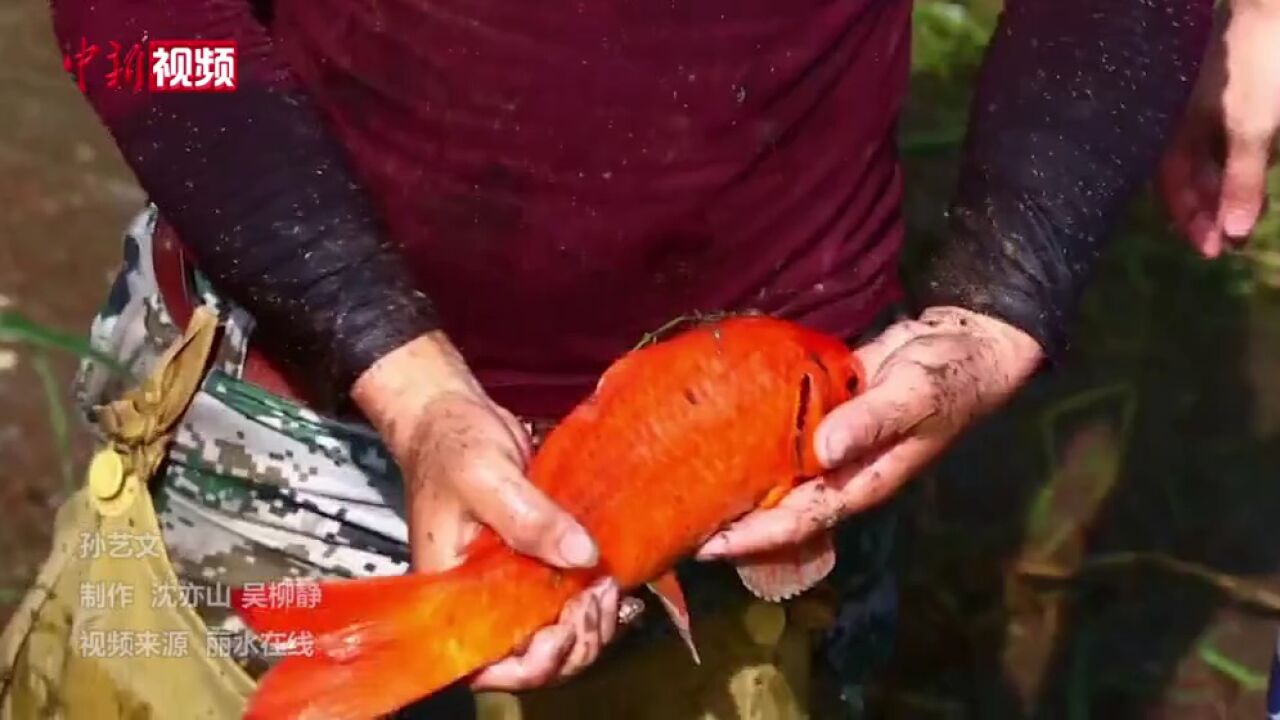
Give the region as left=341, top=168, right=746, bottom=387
left=0, top=0, right=1233, bottom=718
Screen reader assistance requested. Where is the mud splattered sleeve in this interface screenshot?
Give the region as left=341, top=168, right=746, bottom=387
left=914, top=0, right=1217, bottom=359
left=49, top=0, right=440, bottom=412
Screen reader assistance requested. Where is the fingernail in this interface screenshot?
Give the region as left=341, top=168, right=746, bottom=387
left=558, top=528, right=599, bottom=567
left=817, top=427, right=845, bottom=468
left=1223, top=210, right=1255, bottom=238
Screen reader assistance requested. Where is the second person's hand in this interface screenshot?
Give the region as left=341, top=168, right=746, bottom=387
left=1159, top=0, right=1280, bottom=257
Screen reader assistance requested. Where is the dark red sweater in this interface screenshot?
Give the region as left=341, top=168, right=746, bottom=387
left=50, top=0, right=1214, bottom=417
left=274, top=0, right=911, bottom=415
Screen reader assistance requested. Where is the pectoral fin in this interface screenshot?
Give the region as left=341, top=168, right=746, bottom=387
left=735, top=530, right=836, bottom=602
left=647, top=571, right=700, bottom=665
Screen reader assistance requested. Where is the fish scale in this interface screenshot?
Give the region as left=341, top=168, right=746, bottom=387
left=233, top=315, right=864, bottom=720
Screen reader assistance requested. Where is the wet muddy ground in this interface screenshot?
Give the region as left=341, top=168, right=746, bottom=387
left=3, top=1, right=1280, bottom=718
left=0, top=1, right=143, bottom=608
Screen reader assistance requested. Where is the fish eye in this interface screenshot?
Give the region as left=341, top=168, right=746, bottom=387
left=846, top=374, right=861, bottom=394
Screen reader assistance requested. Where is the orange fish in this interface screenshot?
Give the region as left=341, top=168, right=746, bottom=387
left=233, top=315, right=865, bottom=720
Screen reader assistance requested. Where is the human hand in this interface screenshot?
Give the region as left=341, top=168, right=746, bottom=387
left=1158, top=1, right=1280, bottom=258
left=696, top=307, right=1042, bottom=560
left=351, top=332, right=626, bottom=690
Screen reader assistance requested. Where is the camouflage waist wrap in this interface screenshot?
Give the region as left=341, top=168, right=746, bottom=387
left=72, top=208, right=447, bottom=680
left=64, top=205, right=904, bottom=718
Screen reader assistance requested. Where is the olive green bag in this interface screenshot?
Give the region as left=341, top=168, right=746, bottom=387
left=0, top=307, right=255, bottom=719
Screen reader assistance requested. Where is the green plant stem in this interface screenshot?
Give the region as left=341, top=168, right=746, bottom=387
left=30, top=352, right=75, bottom=492
left=0, top=310, right=128, bottom=376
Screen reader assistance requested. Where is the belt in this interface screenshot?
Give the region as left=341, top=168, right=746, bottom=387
left=152, top=219, right=313, bottom=408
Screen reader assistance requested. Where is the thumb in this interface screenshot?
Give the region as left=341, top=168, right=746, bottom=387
left=453, top=452, right=600, bottom=570
left=814, top=379, right=934, bottom=470
left=1218, top=134, right=1270, bottom=239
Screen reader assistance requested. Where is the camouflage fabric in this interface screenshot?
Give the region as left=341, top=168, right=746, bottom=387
left=74, top=204, right=904, bottom=718
left=75, top=207, right=422, bottom=680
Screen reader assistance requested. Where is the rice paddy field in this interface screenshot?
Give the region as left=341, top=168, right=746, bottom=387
left=3, top=1, right=1280, bottom=717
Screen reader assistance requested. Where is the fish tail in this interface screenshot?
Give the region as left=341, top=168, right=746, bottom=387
left=234, top=554, right=575, bottom=720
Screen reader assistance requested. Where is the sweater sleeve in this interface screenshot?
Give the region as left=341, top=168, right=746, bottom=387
left=913, top=0, right=1216, bottom=359
left=51, top=0, right=440, bottom=412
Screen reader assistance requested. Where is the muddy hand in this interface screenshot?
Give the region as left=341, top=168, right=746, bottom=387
left=696, top=307, right=1042, bottom=559
left=471, top=580, right=647, bottom=690
left=1158, top=1, right=1280, bottom=258
left=393, top=390, right=599, bottom=572
left=351, top=332, right=598, bottom=573
left=352, top=332, right=631, bottom=691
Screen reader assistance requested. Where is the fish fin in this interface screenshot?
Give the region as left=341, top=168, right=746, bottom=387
left=239, top=582, right=448, bottom=720
left=735, top=530, right=836, bottom=602
left=241, top=630, right=409, bottom=720
left=236, top=557, right=566, bottom=720
left=232, top=573, right=421, bottom=637
left=647, top=570, right=701, bottom=665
